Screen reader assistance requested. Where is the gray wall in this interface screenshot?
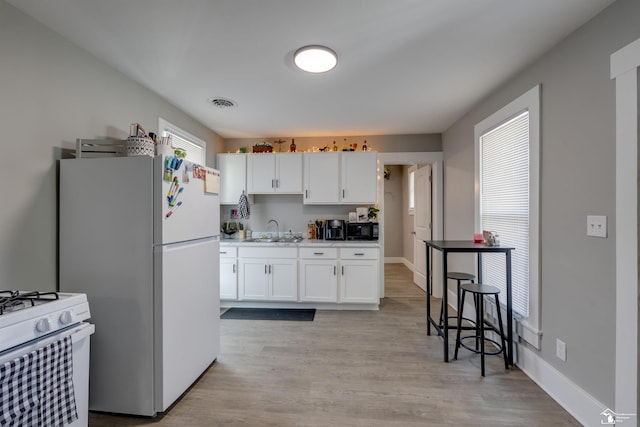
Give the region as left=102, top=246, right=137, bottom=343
left=382, top=165, right=403, bottom=258
left=442, top=0, right=640, bottom=406
left=0, top=1, right=223, bottom=292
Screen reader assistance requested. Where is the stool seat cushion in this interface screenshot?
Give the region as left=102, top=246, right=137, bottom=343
left=446, top=272, right=476, bottom=281
left=460, top=283, right=500, bottom=295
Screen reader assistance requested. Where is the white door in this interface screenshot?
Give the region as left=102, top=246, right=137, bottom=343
left=304, top=153, right=340, bottom=204
left=275, top=153, right=303, bottom=193
left=239, top=258, right=269, bottom=299
left=218, top=154, right=247, bottom=205
left=219, top=259, right=237, bottom=300
left=299, top=260, right=338, bottom=302
left=269, top=259, right=298, bottom=300
left=413, top=164, right=432, bottom=291
left=247, top=154, right=276, bottom=193
left=158, top=237, right=219, bottom=411
left=341, top=152, right=377, bottom=203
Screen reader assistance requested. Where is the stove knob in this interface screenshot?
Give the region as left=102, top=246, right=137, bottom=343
left=59, top=311, right=73, bottom=325
left=36, top=318, right=50, bottom=333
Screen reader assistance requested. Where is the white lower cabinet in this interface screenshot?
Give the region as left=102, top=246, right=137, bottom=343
left=220, top=247, right=237, bottom=300
left=338, top=248, right=379, bottom=303
left=299, top=248, right=338, bottom=302
left=238, top=247, right=297, bottom=301
left=222, top=244, right=379, bottom=306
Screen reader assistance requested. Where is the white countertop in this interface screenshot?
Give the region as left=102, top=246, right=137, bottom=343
left=220, top=239, right=380, bottom=248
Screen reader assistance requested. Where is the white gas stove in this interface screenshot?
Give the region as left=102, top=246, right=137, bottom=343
left=0, top=290, right=93, bottom=427
left=0, top=291, right=91, bottom=353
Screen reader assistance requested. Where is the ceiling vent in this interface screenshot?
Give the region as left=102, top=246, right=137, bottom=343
left=208, top=97, right=237, bottom=109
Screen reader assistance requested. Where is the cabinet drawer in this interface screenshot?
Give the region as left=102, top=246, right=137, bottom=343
left=219, top=246, right=237, bottom=258
left=299, top=247, right=338, bottom=259
left=239, top=247, right=297, bottom=258
left=339, top=247, right=379, bottom=260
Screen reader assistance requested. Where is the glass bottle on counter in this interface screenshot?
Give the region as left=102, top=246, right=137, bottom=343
left=362, top=140, right=368, bottom=151
left=333, top=141, right=338, bottom=151
left=290, top=138, right=296, bottom=152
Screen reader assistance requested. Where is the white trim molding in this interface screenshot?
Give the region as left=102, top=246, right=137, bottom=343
left=473, top=85, right=542, bottom=348
left=610, top=37, right=639, bottom=418
left=518, top=345, right=609, bottom=427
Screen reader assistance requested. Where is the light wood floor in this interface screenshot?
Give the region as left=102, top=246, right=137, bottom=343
left=89, top=264, right=579, bottom=426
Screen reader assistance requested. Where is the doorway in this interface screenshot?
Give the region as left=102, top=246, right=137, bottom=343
left=377, top=152, right=443, bottom=299
left=611, top=36, right=639, bottom=416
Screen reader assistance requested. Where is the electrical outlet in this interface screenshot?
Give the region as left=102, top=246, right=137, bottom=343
left=587, top=215, right=607, bottom=238
left=556, top=339, right=567, bottom=362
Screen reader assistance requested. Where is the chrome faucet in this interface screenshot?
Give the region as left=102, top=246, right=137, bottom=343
left=267, top=219, right=279, bottom=238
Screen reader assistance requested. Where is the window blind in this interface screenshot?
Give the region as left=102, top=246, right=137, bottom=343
left=480, top=110, right=529, bottom=317
left=165, top=130, right=204, bottom=164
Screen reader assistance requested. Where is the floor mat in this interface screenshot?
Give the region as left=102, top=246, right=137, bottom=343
left=220, top=308, right=316, bottom=321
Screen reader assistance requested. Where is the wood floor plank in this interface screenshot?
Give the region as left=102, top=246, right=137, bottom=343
left=89, top=264, right=579, bottom=426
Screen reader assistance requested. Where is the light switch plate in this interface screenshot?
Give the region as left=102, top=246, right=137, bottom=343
left=556, top=339, right=566, bottom=362
left=587, top=215, right=607, bottom=238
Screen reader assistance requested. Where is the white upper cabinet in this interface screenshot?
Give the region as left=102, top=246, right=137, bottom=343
left=303, top=152, right=340, bottom=204
left=341, top=152, right=378, bottom=204
left=304, top=152, right=377, bottom=205
left=217, top=154, right=248, bottom=205
left=247, top=153, right=303, bottom=194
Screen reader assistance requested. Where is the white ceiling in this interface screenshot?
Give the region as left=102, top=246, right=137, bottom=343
left=8, top=0, right=615, bottom=138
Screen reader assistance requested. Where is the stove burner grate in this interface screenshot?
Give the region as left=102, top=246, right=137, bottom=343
left=0, top=290, right=60, bottom=315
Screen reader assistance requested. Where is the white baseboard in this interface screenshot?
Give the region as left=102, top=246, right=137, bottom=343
left=402, top=258, right=414, bottom=271
left=518, top=345, right=609, bottom=427
left=384, top=257, right=405, bottom=264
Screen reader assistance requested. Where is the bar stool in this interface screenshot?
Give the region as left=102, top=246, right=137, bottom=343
left=454, top=283, right=508, bottom=376
left=438, top=272, right=476, bottom=329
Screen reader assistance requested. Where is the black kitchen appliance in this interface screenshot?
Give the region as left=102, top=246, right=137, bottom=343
left=325, top=219, right=346, bottom=240
left=346, top=222, right=379, bottom=240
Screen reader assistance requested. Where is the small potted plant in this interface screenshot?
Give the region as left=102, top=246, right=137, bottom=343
left=367, top=206, right=380, bottom=222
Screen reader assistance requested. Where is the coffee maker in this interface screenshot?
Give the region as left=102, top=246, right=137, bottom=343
left=325, top=219, right=346, bottom=240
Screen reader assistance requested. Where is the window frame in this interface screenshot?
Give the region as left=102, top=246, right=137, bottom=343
left=474, top=85, right=541, bottom=348
left=158, top=117, right=206, bottom=164
left=408, top=165, right=416, bottom=215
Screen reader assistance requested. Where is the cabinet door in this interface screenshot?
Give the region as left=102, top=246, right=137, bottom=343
left=239, top=258, right=269, bottom=300
left=247, top=154, right=276, bottom=194
left=303, top=153, right=340, bottom=204
left=340, top=260, right=379, bottom=303
left=275, top=153, right=303, bottom=193
left=341, top=152, right=377, bottom=204
left=269, top=258, right=298, bottom=301
left=299, top=260, right=338, bottom=302
left=218, top=154, right=247, bottom=205
left=220, top=259, right=237, bottom=300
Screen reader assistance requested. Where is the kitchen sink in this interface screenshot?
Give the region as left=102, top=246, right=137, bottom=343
left=244, top=237, right=304, bottom=243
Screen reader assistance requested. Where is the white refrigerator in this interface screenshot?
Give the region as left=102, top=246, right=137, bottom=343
left=59, top=155, right=220, bottom=416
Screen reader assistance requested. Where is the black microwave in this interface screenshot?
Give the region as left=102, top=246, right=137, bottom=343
left=346, top=222, right=379, bottom=240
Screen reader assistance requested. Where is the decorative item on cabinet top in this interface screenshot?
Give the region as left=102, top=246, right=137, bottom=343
left=252, top=142, right=273, bottom=153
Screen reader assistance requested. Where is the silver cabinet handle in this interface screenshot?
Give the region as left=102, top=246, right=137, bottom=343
left=220, top=251, right=227, bottom=254
left=265, top=265, right=267, bottom=274
left=341, top=266, right=344, bottom=275
left=269, top=265, right=272, bottom=274
left=272, top=179, right=275, bottom=188
left=233, top=264, right=236, bottom=273
left=334, top=266, right=336, bottom=275
left=342, top=189, right=345, bottom=198
left=354, top=253, right=365, bottom=256
left=276, top=179, right=279, bottom=188
left=313, top=252, right=324, bottom=256
left=305, top=189, right=308, bottom=198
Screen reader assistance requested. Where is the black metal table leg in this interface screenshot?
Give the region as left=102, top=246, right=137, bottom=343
left=442, top=250, right=449, bottom=362
left=426, top=245, right=431, bottom=335
left=506, top=250, right=513, bottom=366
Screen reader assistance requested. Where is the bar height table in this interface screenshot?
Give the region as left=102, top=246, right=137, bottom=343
left=425, top=240, right=515, bottom=365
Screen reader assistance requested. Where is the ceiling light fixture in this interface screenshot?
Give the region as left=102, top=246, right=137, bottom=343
left=294, top=45, right=338, bottom=73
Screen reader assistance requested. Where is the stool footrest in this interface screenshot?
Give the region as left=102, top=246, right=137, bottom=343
left=458, top=335, right=504, bottom=356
